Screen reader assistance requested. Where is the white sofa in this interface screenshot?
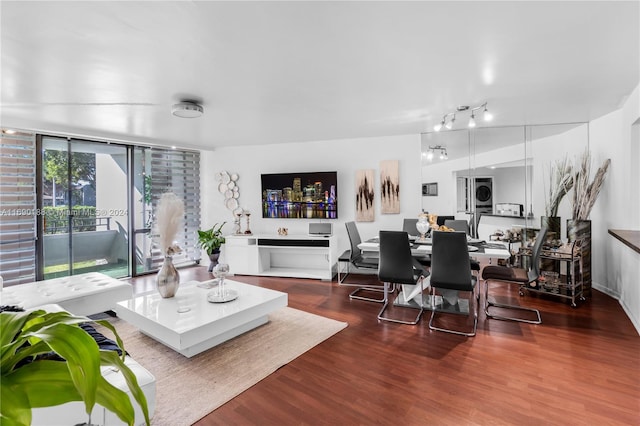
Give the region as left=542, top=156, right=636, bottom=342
left=31, top=354, right=156, bottom=426
left=0, top=272, right=133, bottom=316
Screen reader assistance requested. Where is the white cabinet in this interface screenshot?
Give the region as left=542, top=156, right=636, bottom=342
left=224, top=234, right=338, bottom=281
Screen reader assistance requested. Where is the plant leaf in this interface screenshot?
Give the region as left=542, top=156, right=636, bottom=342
left=100, top=351, right=151, bottom=425
left=23, top=322, right=101, bottom=416
left=0, top=377, right=32, bottom=426
left=3, top=360, right=83, bottom=407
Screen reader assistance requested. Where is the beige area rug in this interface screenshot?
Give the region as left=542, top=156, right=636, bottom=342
left=97, top=307, right=347, bottom=426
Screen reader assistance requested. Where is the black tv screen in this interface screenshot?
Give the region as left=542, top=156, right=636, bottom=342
left=261, top=171, right=338, bottom=219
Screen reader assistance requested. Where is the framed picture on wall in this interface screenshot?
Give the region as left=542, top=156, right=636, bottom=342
left=422, top=182, right=438, bottom=196
left=356, top=169, right=375, bottom=222
left=380, top=159, right=399, bottom=214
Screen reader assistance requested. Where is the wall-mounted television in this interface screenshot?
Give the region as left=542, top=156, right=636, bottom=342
left=261, top=171, right=338, bottom=219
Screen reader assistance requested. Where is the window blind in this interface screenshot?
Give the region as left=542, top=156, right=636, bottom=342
left=149, top=148, right=201, bottom=269
left=0, top=130, right=36, bottom=285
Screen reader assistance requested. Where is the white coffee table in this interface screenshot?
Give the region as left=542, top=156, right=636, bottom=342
left=114, top=279, right=288, bottom=358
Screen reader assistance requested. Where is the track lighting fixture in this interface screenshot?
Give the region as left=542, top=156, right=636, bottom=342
left=424, top=145, right=448, bottom=162
left=432, top=102, right=492, bottom=131
left=445, top=114, right=455, bottom=130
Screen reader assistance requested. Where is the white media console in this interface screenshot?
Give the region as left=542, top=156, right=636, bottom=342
left=224, top=234, right=338, bottom=281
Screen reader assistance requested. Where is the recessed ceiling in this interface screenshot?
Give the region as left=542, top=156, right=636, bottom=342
left=1, top=1, right=638, bottom=150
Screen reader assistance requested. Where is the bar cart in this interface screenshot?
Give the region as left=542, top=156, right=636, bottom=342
left=518, top=239, right=586, bottom=307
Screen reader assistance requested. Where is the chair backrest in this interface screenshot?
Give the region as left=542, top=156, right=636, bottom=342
left=436, top=215, right=455, bottom=226
left=444, top=219, right=469, bottom=234
left=345, top=221, right=363, bottom=261
left=378, top=231, right=417, bottom=284
left=430, top=231, right=473, bottom=291
left=402, top=218, right=419, bottom=237
left=528, top=225, right=549, bottom=282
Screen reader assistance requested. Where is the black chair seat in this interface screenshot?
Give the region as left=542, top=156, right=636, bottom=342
left=470, top=259, right=480, bottom=271
left=482, top=225, right=548, bottom=324
left=415, top=256, right=431, bottom=268
left=338, top=250, right=351, bottom=262
left=482, top=265, right=528, bottom=283
left=353, top=255, right=379, bottom=269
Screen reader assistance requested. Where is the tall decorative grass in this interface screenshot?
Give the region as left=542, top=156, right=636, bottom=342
left=570, top=149, right=611, bottom=220
left=544, top=155, right=573, bottom=217
left=155, top=192, right=185, bottom=255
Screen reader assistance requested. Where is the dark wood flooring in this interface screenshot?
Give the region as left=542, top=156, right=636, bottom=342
left=128, top=265, right=640, bottom=425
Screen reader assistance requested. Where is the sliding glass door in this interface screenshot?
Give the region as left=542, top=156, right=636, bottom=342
left=131, top=147, right=201, bottom=274
left=40, top=137, right=130, bottom=279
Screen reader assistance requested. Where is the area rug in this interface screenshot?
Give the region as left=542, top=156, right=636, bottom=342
left=97, top=307, right=347, bottom=425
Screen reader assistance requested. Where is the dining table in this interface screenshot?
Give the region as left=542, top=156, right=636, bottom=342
left=357, top=234, right=512, bottom=314
left=357, top=236, right=512, bottom=260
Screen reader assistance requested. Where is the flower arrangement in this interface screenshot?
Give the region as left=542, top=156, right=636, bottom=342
left=570, top=149, right=611, bottom=220
left=544, top=155, right=574, bottom=217
left=156, top=192, right=185, bottom=256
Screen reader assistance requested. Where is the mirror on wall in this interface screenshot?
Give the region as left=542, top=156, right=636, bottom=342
left=420, top=123, right=588, bottom=240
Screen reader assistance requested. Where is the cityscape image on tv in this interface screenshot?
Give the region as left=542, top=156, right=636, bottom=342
left=261, top=171, right=338, bottom=219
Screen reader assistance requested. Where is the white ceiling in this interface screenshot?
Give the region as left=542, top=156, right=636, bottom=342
left=1, top=1, right=638, bottom=151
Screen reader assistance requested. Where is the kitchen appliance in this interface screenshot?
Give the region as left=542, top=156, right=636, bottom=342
left=495, top=203, right=524, bottom=217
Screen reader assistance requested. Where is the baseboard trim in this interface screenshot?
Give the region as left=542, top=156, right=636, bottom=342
left=593, top=281, right=640, bottom=336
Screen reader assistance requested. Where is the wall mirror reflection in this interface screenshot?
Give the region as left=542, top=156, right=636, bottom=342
left=420, top=123, right=588, bottom=241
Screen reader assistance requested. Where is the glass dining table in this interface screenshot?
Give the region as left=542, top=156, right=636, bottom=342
left=357, top=236, right=512, bottom=260
left=357, top=235, right=512, bottom=313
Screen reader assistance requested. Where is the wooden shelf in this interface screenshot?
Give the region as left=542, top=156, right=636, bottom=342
left=608, top=229, right=640, bottom=254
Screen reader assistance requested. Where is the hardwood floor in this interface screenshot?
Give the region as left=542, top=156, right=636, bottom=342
left=129, top=266, right=640, bottom=425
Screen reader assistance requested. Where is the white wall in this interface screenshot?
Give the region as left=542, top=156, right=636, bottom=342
left=589, top=83, right=640, bottom=333
left=95, top=153, right=129, bottom=231
left=201, top=134, right=422, bottom=255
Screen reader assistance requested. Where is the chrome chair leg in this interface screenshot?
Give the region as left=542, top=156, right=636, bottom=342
left=377, top=282, right=423, bottom=324
left=350, top=286, right=385, bottom=303
left=484, top=279, right=542, bottom=324
left=428, top=285, right=478, bottom=337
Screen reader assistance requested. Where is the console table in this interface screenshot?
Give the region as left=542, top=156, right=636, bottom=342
left=224, top=234, right=338, bottom=280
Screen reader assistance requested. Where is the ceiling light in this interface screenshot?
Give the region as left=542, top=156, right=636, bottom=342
left=445, top=114, right=455, bottom=130
left=483, top=105, right=493, bottom=122
left=431, top=102, right=492, bottom=131
left=172, top=102, right=204, bottom=118
left=425, top=145, right=447, bottom=162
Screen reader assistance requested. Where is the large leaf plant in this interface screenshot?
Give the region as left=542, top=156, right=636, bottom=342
left=0, top=308, right=150, bottom=426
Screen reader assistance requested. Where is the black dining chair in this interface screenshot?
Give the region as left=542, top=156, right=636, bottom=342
left=481, top=226, right=548, bottom=324
left=402, top=218, right=419, bottom=237
left=444, top=220, right=481, bottom=273
left=341, top=221, right=384, bottom=303
left=377, top=231, right=427, bottom=324
left=428, top=230, right=479, bottom=336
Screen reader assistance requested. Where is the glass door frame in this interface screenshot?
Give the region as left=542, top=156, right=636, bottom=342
left=36, top=135, right=132, bottom=280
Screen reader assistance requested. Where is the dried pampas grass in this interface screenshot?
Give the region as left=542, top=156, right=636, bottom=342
left=156, top=192, right=185, bottom=255
left=544, top=155, right=573, bottom=217
left=571, top=149, right=611, bottom=221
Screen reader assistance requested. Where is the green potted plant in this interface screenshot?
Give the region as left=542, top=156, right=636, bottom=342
left=0, top=307, right=150, bottom=426
left=197, top=222, right=226, bottom=272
